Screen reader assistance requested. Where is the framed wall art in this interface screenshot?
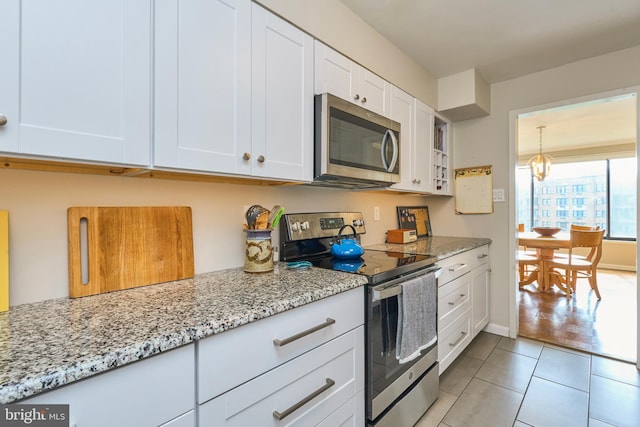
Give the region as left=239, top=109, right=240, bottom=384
left=396, top=206, right=432, bottom=237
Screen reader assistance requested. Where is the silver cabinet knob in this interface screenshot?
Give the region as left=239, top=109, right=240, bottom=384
left=0, top=115, right=7, bottom=126
left=242, top=152, right=251, bottom=160
left=353, top=94, right=360, bottom=101
left=257, top=155, right=265, bottom=163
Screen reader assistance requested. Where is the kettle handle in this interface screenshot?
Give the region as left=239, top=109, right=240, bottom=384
left=336, top=224, right=357, bottom=243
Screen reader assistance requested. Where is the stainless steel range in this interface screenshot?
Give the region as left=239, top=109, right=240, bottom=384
left=280, top=212, right=441, bottom=427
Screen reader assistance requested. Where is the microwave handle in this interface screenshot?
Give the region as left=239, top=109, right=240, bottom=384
left=380, top=129, right=399, bottom=173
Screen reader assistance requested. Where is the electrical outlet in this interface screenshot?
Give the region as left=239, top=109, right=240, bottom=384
left=373, top=206, right=380, bottom=221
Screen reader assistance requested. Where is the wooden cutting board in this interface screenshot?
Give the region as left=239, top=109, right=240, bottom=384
left=67, top=206, right=194, bottom=298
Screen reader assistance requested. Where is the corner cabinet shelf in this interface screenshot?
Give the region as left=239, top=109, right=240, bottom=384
left=432, top=114, right=452, bottom=195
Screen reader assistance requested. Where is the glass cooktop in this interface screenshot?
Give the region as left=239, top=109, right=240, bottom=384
left=308, top=250, right=437, bottom=285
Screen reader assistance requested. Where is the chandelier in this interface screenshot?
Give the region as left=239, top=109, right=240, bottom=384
left=528, top=125, right=552, bottom=181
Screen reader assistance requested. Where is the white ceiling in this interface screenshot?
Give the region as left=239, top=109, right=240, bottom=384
left=340, top=0, right=640, bottom=154
left=340, top=0, right=640, bottom=84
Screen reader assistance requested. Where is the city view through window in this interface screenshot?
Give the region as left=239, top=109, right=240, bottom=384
left=517, top=158, right=637, bottom=240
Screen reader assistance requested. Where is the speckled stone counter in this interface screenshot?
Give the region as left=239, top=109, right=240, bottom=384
left=0, top=265, right=367, bottom=404
left=365, top=236, right=491, bottom=259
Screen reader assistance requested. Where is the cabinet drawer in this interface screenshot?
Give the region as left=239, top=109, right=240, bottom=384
left=199, top=326, right=364, bottom=426
left=438, top=274, right=471, bottom=327
left=437, top=245, right=489, bottom=285
left=317, top=390, right=364, bottom=427
left=23, top=344, right=195, bottom=427
left=198, top=287, right=364, bottom=403
left=471, top=245, right=490, bottom=267
left=438, top=310, right=472, bottom=375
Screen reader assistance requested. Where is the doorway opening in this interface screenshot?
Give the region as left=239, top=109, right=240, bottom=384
left=515, top=92, right=638, bottom=362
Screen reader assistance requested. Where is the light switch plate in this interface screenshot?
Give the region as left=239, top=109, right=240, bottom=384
left=493, top=189, right=505, bottom=202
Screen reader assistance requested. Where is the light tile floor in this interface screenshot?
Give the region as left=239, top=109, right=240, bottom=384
left=416, top=332, right=640, bottom=427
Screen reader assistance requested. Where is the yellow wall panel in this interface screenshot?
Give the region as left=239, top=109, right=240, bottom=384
left=0, top=211, right=8, bottom=312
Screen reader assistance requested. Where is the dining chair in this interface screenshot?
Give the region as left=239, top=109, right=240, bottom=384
left=517, top=250, right=539, bottom=288
left=554, top=224, right=600, bottom=261
left=546, top=229, right=605, bottom=300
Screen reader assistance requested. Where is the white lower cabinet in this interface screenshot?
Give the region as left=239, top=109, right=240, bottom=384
left=160, top=411, right=195, bottom=427
left=437, top=245, right=490, bottom=374
left=471, top=252, right=490, bottom=337
left=197, top=287, right=365, bottom=426
left=198, top=327, right=364, bottom=426
left=22, top=344, right=195, bottom=427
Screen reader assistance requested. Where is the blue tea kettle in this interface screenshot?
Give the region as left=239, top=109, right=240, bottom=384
left=330, top=225, right=364, bottom=259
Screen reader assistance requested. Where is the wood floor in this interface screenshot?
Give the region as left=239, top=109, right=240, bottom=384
left=518, top=268, right=637, bottom=362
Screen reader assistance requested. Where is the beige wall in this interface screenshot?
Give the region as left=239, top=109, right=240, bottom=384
left=2, top=169, right=432, bottom=305
left=425, top=45, right=640, bottom=335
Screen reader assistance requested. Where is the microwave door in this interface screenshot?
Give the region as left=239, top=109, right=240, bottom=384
left=380, top=129, right=399, bottom=173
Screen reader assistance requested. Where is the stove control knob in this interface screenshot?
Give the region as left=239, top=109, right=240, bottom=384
left=290, top=221, right=301, bottom=232
left=300, top=221, right=310, bottom=231
left=352, top=218, right=365, bottom=227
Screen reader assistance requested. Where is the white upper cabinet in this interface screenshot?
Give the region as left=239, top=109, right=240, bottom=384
left=154, top=0, right=252, bottom=175
left=155, top=0, right=313, bottom=182
left=314, top=41, right=390, bottom=117
left=390, top=92, right=433, bottom=193
left=0, top=0, right=151, bottom=166
left=251, top=4, right=314, bottom=181
left=389, top=86, right=415, bottom=191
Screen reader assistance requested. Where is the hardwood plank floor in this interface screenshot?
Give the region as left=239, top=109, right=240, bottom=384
left=519, top=268, right=637, bottom=362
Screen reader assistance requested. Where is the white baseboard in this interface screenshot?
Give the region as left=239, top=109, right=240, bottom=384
left=483, top=323, right=510, bottom=337
left=599, top=263, right=636, bottom=272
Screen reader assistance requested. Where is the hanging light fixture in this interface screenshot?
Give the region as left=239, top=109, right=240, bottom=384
left=528, top=125, right=552, bottom=181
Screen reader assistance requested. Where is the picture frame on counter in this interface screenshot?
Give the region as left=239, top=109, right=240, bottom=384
left=396, top=206, right=432, bottom=237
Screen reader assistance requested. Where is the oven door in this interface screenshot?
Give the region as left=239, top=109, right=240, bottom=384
left=366, top=267, right=440, bottom=422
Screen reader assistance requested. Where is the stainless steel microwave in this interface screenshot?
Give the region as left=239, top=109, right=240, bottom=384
left=312, top=93, right=401, bottom=189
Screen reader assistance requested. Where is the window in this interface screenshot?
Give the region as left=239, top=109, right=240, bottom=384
left=517, top=158, right=637, bottom=240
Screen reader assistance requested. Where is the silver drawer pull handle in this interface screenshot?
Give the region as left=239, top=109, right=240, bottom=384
left=478, top=254, right=488, bottom=259
left=449, top=331, right=467, bottom=347
left=448, top=263, right=467, bottom=272
left=273, top=378, right=335, bottom=420
left=448, top=293, right=466, bottom=306
left=273, top=318, right=335, bottom=347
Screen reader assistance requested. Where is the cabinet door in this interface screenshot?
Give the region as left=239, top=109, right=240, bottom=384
left=23, top=344, right=195, bottom=427
left=314, top=41, right=388, bottom=117
left=356, top=68, right=390, bottom=116
left=154, top=0, right=251, bottom=174
left=314, top=41, right=358, bottom=102
left=251, top=5, right=313, bottom=181
left=471, top=264, right=490, bottom=337
left=1, top=0, right=151, bottom=165
left=413, top=99, right=434, bottom=192
left=389, top=86, right=415, bottom=191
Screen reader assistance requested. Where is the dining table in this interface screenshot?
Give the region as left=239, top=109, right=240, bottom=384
left=518, top=231, right=571, bottom=293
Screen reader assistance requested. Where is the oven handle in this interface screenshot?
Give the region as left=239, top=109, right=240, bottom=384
left=371, top=266, right=441, bottom=302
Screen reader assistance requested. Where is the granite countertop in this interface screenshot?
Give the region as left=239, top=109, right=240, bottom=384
left=0, top=236, right=489, bottom=404
left=0, top=265, right=367, bottom=404
left=365, top=235, right=491, bottom=258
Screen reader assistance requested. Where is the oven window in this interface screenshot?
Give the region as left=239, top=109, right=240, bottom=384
left=368, top=296, right=417, bottom=397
